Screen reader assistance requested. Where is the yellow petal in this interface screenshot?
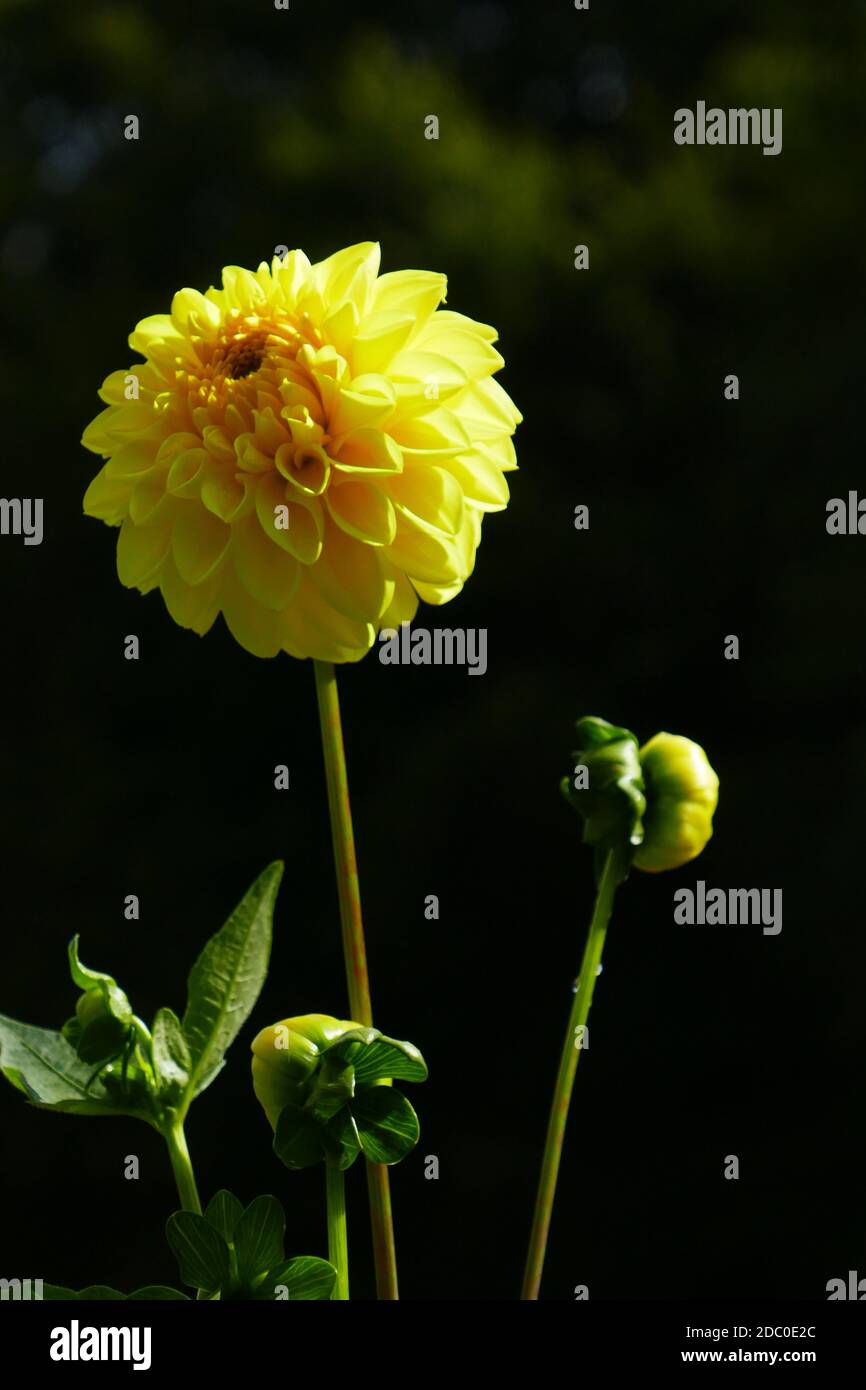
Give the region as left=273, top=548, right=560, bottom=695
left=351, top=312, right=415, bottom=376
left=83, top=468, right=133, bottom=523
left=453, top=376, right=522, bottom=440
left=271, top=248, right=313, bottom=308
left=254, top=473, right=323, bottom=564
left=201, top=470, right=254, bottom=523
left=386, top=466, right=465, bottom=536
left=280, top=570, right=376, bottom=663
left=129, top=470, right=173, bottom=525
left=388, top=407, right=470, bottom=453
left=388, top=351, right=469, bottom=408
left=420, top=309, right=497, bottom=342
left=171, top=287, right=221, bottom=333
left=221, top=266, right=267, bottom=310
left=311, top=518, right=392, bottom=622
left=312, top=242, right=380, bottom=314
left=330, top=429, right=403, bottom=476
left=322, top=300, right=360, bottom=359
left=327, top=480, right=396, bottom=546
left=81, top=406, right=119, bottom=455
left=412, top=320, right=504, bottom=377
left=159, top=553, right=223, bottom=635
left=384, top=513, right=466, bottom=587
left=172, top=507, right=232, bottom=585
left=166, top=449, right=207, bottom=498
left=104, top=441, right=160, bottom=480
left=370, top=269, right=446, bottom=323
left=220, top=571, right=286, bottom=658
left=378, top=569, right=420, bottom=628
left=441, top=450, right=510, bottom=511
left=231, top=513, right=301, bottom=610
left=116, top=518, right=172, bottom=588
left=412, top=576, right=465, bottom=605
left=327, top=378, right=396, bottom=436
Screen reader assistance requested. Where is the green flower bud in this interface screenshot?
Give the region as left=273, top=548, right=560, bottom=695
left=251, top=1014, right=357, bottom=1129
left=251, top=1013, right=428, bottom=1170
left=632, top=732, right=719, bottom=873
left=61, top=936, right=134, bottom=1066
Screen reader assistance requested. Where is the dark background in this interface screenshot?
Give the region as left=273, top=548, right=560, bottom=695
left=1, top=0, right=865, bottom=1300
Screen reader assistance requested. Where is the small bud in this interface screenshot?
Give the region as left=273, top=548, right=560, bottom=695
left=632, top=732, right=719, bottom=873
left=250, top=1014, right=355, bottom=1129
left=61, top=936, right=134, bottom=1065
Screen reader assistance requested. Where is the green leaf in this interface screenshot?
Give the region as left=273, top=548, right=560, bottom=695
left=321, top=1106, right=362, bottom=1170
left=273, top=1103, right=328, bottom=1170
left=166, top=1211, right=231, bottom=1292
left=43, top=1283, right=188, bottom=1301
left=204, top=1189, right=244, bottom=1243
left=234, top=1195, right=285, bottom=1285
left=71, top=1286, right=126, bottom=1300
left=561, top=716, right=646, bottom=885
left=351, top=1087, right=420, bottom=1164
left=152, top=1007, right=191, bottom=1094
left=0, top=1014, right=123, bottom=1116
left=345, top=1034, right=428, bottom=1086
left=126, top=1286, right=190, bottom=1300
left=180, top=862, right=283, bottom=1104
left=254, top=1257, right=337, bottom=1301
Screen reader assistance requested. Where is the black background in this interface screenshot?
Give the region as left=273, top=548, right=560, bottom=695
left=1, top=0, right=865, bottom=1301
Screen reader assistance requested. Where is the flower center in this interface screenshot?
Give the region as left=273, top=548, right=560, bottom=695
left=223, top=331, right=269, bottom=380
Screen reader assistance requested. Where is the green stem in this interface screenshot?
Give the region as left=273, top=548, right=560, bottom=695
left=326, top=1163, right=349, bottom=1301
left=521, top=848, right=620, bottom=1300
left=313, top=659, right=399, bottom=1301
left=164, top=1121, right=202, bottom=1216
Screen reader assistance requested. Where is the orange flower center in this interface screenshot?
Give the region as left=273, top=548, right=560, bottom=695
left=222, top=332, right=269, bottom=380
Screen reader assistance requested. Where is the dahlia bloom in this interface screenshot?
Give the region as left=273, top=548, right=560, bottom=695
left=81, top=243, right=520, bottom=661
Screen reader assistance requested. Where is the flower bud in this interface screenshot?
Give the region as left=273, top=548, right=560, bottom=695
left=62, top=939, right=135, bottom=1067
left=632, top=732, right=719, bottom=873
left=251, top=1013, right=427, bottom=1170
left=251, top=1014, right=357, bottom=1130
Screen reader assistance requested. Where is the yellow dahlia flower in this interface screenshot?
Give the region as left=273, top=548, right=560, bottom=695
left=81, top=243, right=521, bottom=661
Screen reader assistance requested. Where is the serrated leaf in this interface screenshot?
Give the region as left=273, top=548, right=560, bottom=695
left=152, top=1007, right=191, bottom=1092
left=166, top=1210, right=231, bottom=1292
left=180, top=862, right=283, bottom=1104
left=350, top=1087, right=420, bottom=1164
left=255, top=1257, right=337, bottom=1301
left=234, top=1195, right=285, bottom=1285
left=0, top=1015, right=123, bottom=1115
left=205, top=1189, right=244, bottom=1243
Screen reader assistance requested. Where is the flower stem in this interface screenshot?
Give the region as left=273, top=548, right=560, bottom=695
left=164, top=1121, right=202, bottom=1215
left=326, top=1162, right=350, bottom=1301
left=521, top=848, right=620, bottom=1300
left=312, top=659, right=399, bottom=1301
